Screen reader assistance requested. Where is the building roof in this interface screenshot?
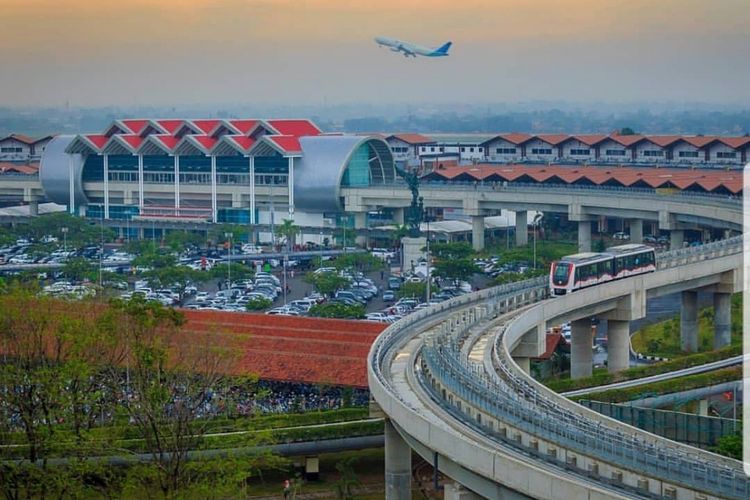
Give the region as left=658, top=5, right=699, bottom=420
left=425, top=163, right=743, bottom=194
left=266, top=119, right=321, bottom=137
left=180, top=310, right=386, bottom=387
left=0, top=134, right=36, bottom=145
left=0, top=162, right=39, bottom=174
left=387, top=133, right=435, bottom=145
left=120, top=119, right=150, bottom=135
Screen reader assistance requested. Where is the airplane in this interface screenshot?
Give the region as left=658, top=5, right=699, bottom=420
left=374, top=36, right=452, bottom=58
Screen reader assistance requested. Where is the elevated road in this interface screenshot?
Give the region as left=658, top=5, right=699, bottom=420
left=369, top=237, right=746, bottom=499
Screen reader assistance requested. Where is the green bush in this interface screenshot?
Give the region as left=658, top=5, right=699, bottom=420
left=309, top=303, right=365, bottom=319
left=245, top=296, right=272, bottom=311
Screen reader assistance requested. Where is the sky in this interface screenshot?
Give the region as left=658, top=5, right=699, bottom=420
left=1, top=0, right=748, bottom=107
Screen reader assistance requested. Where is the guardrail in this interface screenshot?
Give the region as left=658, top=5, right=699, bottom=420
left=370, top=237, right=747, bottom=499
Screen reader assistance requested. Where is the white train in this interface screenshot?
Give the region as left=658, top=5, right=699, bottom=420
left=549, top=244, right=656, bottom=296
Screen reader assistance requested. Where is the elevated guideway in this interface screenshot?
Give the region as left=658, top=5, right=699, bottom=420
left=369, top=236, right=746, bottom=499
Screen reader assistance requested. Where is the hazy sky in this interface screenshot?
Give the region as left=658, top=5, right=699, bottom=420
left=2, top=0, right=748, bottom=107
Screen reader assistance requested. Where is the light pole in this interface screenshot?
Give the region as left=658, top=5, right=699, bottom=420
left=533, top=213, right=543, bottom=270
left=425, top=219, right=431, bottom=304
left=224, top=232, right=232, bottom=289
left=319, top=229, right=324, bottom=269
left=61, top=227, right=68, bottom=255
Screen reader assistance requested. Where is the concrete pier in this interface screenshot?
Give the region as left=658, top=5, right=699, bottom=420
left=385, top=420, right=411, bottom=500
left=680, top=290, right=698, bottom=352
left=578, top=221, right=591, bottom=253
left=515, top=210, right=528, bottom=246
left=670, top=230, right=685, bottom=249
left=629, top=219, right=643, bottom=244
left=471, top=215, right=485, bottom=251
left=713, top=292, right=731, bottom=348
left=570, top=318, right=593, bottom=379
left=607, top=320, right=630, bottom=373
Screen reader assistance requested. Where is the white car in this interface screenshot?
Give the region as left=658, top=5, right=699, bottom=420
left=194, top=292, right=210, bottom=303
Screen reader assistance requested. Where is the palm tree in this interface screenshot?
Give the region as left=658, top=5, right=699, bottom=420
left=275, top=219, right=300, bottom=251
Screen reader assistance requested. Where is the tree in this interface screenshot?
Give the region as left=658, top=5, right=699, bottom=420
left=210, top=262, right=255, bottom=282
left=429, top=242, right=474, bottom=260
left=145, top=264, right=209, bottom=301
left=62, top=257, right=97, bottom=283
left=334, top=253, right=384, bottom=273
left=304, top=271, right=350, bottom=297
left=275, top=219, right=300, bottom=250
left=433, top=258, right=479, bottom=284
left=397, top=281, right=437, bottom=299
left=103, top=296, right=246, bottom=497
left=164, top=230, right=204, bottom=254
left=334, top=457, right=361, bottom=499
left=619, top=127, right=637, bottom=136
left=245, top=296, right=272, bottom=311
left=309, top=303, right=365, bottom=319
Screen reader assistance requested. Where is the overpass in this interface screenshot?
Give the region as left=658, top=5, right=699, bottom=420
left=342, top=182, right=741, bottom=252
left=369, top=236, right=746, bottom=499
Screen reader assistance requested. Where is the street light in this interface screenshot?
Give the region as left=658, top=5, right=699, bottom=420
left=533, top=213, right=543, bottom=270
left=224, top=232, right=232, bottom=289
left=61, top=227, right=68, bottom=255
left=425, top=219, right=431, bottom=304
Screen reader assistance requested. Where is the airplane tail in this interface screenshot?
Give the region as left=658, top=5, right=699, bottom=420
left=434, top=41, right=452, bottom=55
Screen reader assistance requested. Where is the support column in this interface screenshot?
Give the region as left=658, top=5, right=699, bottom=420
left=514, top=357, right=530, bottom=374
left=210, top=155, right=217, bottom=222
left=670, top=229, right=684, bottom=249
left=393, top=207, right=405, bottom=225
left=515, top=210, right=528, bottom=246
left=680, top=290, right=698, bottom=352
left=248, top=156, right=256, bottom=224
left=629, top=219, right=643, bottom=244
left=103, top=154, right=109, bottom=219
left=68, top=155, right=75, bottom=214
left=578, top=221, right=591, bottom=253
left=607, top=320, right=630, bottom=373
left=570, top=318, right=593, bottom=379
left=713, top=292, right=731, bottom=349
left=174, top=155, right=180, bottom=210
left=287, top=156, right=294, bottom=219
left=29, top=200, right=38, bottom=217
left=471, top=215, right=485, bottom=251
left=354, top=211, right=367, bottom=247
left=385, top=420, right=411, bottom=500
left=137, top=154, right=144, bottom=211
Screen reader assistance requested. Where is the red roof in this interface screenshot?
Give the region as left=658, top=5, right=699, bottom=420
left=228, top=119, right=261, bottom=135
left=571, top=134, right=608, bottom=146
left=191, top=119, right=222, bottom=134
left=719, top=136, right=750, bottom=149
left=266, top=119, right=321, bottom=137
left=644, top=135, right=682, bottom=147
left=266, top=135, right=301, bottom=153
left=120, top=119, right=149, bottom=134
left=534, top=332, right=565, bottom=360
left=425, top=163, right=743, bottom=194
left=228, top=135, right=256, bottom=151
left=154, top=135, right=180, bottom=150
left=192, top=135, right=217, bottom=150
left=119, top=135, right=144, bottom=149
left=0, top=162, right=38, bottom=174
left=682, top=136, right=717, bottom=148
left=499, top=133, right=533, bottom=144
left=180, top=310, right=386, bottom=387
left=388, top=133, right=434, bottom=145
left=608, top=134, right=645, bottom=146
left=156, top=120, right=184, bottom=134
left=534, top=134, right=570, bottom=146
left=0, top=134, right=35, bottom=145
left=84, top=134, right=109, bottom=149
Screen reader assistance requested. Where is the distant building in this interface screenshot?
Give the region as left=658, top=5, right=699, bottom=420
left=0, top=134, right=53, bottom=163
left=384, top=133, right=435, bottom=169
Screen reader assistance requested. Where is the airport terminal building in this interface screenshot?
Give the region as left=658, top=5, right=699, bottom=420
left=39, top=118, right=396, bottom=238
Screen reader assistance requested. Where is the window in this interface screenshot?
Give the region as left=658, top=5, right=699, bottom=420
left=605, top=149, right=626, bottom=156
left=430, top=147, right=435, bottom=152
left=570, top=148, right=590, bottom=156
left=643, top=150, right=664, bottom=157
left=439, top=147, right=444, bottom=152
left=478, top=147, right=483, bottom=152
left=496, top=147, right=517, bottom=155
left=460, top=147, right=465, bottom=152
left=531, top=148, right=552, bottom=155
left=1, top=147, right=23, bottom=153
left=469, top=147, right=474, bottom=152
left=678, top=150, right=699, bottom=158
left=717, top=151, right=737, bottom=159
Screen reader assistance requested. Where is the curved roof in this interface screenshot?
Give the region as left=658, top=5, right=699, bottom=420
left=294, top=136, right=395, bottom=212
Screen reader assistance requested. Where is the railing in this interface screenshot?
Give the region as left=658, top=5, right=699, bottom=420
left=370, top=237, right=747, bottom=499
left=354, top=180, right=743, bottom=210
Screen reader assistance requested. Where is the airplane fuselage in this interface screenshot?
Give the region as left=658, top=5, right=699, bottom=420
left=374, top=36, right=451, bottom=58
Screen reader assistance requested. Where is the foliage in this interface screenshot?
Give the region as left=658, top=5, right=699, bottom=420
left=62, top=256, right=97, bottom=282
left=397, top=281, right=437, bottom=299
left=275, top=219, right=300, bottom=249
left=334, top=253, right=384, bottom=273
left=429, top=242, right=474, bottom=260
left=484, top=241, right=576, bottom=270
left=163, top=230, right=204, bottom=253
left=246, top=296, right=272, bottom=311
left=208, top=224, right=249, bottom=247
left=334, top=457, right=361, bottom=500
left=492, top=268, right=546, bottom=285
left=210, top=262, right=255, bottom=282
left=619, top=127, right=637, bottom=135
left=304, top=271, right=351, bottom=296
left=20, top=212, right=117, bottom=247
left=309, top=303, right=366, bottom=319
left=433, top=258, right=479, bottom=283
left=713, top=432, right=742, bottom=460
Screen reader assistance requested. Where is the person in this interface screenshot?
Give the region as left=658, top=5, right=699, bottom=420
left=283, top=479, right=291, bottom=499
left=380, top=269, right=385, bottom=280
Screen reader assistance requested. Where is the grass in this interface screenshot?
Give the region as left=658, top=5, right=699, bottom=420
left=571, top=366, right=741, bottom=403
left=631, top=293, right=742, bottom=358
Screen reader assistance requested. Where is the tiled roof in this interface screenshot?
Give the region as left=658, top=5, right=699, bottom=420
left=388, top=133, right=435, bottom=144
left=266, top=135, right=301, bottom=153
left=426, top=164, right=743, bottom=194
left=498, top=133, right=533, bottom=144
left=534, top=134, right=570, bottom=146
left=0, top=134, right=35, bottom=144
left=266, top=119, right=321, bottom=137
